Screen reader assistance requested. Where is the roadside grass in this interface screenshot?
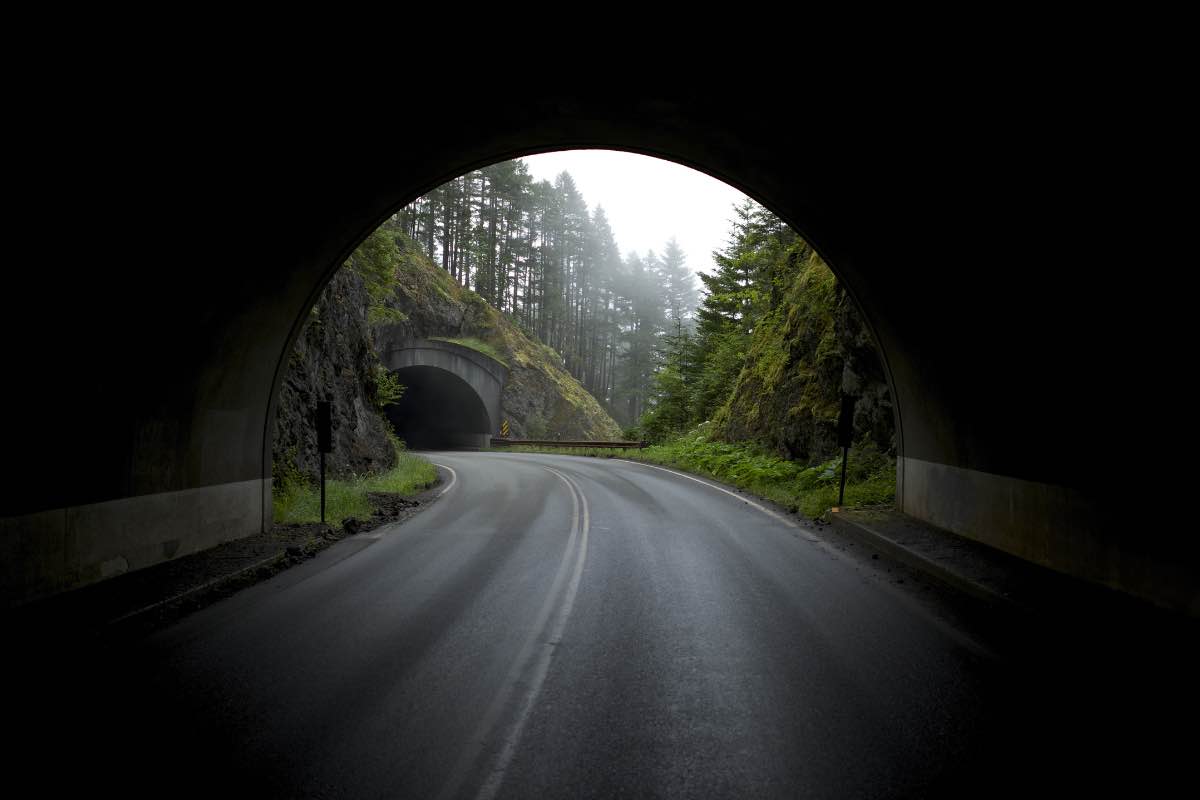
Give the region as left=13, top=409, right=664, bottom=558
left=493, top=423, right=895, bottom=519
left=273, top=448, right=438, bottom=525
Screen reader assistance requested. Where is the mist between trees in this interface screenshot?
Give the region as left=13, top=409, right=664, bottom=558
left=395, top=159, right=895, bottom=473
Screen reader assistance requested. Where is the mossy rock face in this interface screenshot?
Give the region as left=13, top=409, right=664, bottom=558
left=272, top=268, right=398, bottom=484
left=382, top=234, right=621, bottom=441
left=715, top=246, right=893, bottom=463
left=273, top=226, right=621, bottom=494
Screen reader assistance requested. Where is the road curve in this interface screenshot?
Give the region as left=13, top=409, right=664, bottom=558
left=10, top=452, right=1192, bottom=798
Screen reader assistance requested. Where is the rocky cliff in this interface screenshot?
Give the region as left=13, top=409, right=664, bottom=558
left=714, top=247, right=894, bottom=462
left=381, top=235, right=624, bottom=441
left=272, top=268, right=396, bottom=483
left=380, top=233, right=622, bottom=440
left=272, top=229, right=621, bottom=479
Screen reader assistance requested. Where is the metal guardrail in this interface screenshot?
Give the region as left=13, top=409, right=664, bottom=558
left=492, top=438, right=647, bottom=449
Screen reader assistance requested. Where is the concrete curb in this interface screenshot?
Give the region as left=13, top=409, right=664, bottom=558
left=827, top=509, right=1017, bottom=611
left=105, top=551, right=289, bottom=627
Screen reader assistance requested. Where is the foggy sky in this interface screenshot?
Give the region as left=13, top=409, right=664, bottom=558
left=520, top=150, right=750, bottom=277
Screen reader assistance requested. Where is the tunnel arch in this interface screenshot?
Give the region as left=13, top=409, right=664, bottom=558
left=7, top=95, right=1191, bottom=613
left=376, top=337, right=509, bottom=449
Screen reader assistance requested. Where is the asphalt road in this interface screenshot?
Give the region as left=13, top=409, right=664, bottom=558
left=9, top=453, right=1196, bottom=798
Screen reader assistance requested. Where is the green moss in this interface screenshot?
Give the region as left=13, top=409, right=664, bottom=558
left=428, top=336, right=509, bottom=367
left=371, top=228, right=621, bottom=440
left=369, top=305, right=408, bottom=325
left=714, top=245, right=844, bottom=460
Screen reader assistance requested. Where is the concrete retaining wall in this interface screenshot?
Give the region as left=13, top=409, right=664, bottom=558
left=1, top=479, right=265, bottom=609
left=901, top=457, right=1199, bottom=614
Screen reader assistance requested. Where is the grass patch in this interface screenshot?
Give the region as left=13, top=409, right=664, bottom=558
left=273, top=448, right=438, bottom=525
left=493, top=422, right=895, bottom=519
left=429, top=336, right=509, bottom=367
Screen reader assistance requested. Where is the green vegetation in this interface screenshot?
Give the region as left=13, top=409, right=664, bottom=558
left=495, top=423, right=895, bottom=519
left=340, top=229, right=411, bottom=414
left=429, top=336, right=509, bottom=366
left=382, top=227, right=622, bottom=440
left=371, top=365, right=406, bottom=409
left=711, top=234, right=842, bottom=456
left=637, top=200, right=895, bottom=498
left=396, top=165, right=697, bottom=427
left=345, top=228, right=410, bottom=325
left=273, top=447, right=437, bottom=525
left=378, top=163, right=896, bottom=517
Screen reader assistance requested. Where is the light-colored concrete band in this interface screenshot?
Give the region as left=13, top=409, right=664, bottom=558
left=1, top=479, right=266, bottom=608
left=901, top=457, right=1197, bottom=614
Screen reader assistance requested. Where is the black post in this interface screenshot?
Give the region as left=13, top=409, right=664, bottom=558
left=837, top=394, right=856, bottom=508
left=317, top=401, right=332, bottom=524
left=838, top=446, right=849, bottom=507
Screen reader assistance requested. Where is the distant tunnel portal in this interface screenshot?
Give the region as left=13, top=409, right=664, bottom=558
left=385, top=366, right=493, bottom=450
left=377, top=336, right=508, bottom=451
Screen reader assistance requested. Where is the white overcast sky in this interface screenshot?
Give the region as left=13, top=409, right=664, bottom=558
left=520, top=150, right=750, bottom=276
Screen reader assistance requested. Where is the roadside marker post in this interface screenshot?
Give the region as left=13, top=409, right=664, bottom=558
left=837, top=394, right=856, bottom=507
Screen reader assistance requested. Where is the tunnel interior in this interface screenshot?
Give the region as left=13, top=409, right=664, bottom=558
left=384, top=365, right=493, bottom=449
left=5, top=96, right=1191, bottom=616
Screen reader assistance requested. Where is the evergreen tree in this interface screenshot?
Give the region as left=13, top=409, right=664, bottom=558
left=691, top=199, right=795, bottom=422
left=641, top=316, right=700, bottom=441
left=659, top=237, right=698, bottom=326
left=613, top=252, right=665, bottom=424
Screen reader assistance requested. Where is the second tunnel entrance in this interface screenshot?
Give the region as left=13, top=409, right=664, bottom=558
left=378, top=337, right=508, bottom=450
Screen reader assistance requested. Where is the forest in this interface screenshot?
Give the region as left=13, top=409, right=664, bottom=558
left=396, top=158, right=894, bottom=475
left=396, top=161, right=693, bottom=426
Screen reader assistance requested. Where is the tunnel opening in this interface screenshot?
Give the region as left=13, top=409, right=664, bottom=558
left=379, top=150, right=899, bottom=474
left=261, top=147, right=899, bottom=537
left=384, top=365, right=493, bottom=450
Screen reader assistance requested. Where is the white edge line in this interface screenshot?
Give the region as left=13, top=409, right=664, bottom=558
left=433, top=463, right=458, bottom=497
left=613, top=458, right=807, bottom=532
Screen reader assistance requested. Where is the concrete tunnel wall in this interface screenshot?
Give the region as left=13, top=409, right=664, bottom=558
left=377, top=337, right=509, bottom=450
left=2, top=91, right=1194, bottom=613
